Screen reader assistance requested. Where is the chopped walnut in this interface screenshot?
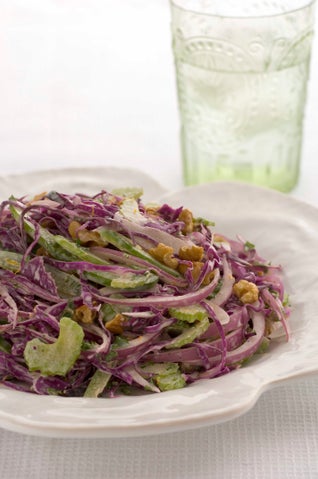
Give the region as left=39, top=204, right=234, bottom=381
left=202, top=269, right=215, bottom=286
left=31, top=192, right=47, bottom=202
left=233, top=279, right=259, bottom=304
left=178, top=209, right=194, bottom=234
left=73, top=305, right=97, bottom=324
left=68, top=221, right=106, bottom=247
left=68, top=220, right=81, bottom=239
left=105, top=313, right=125, bottom=335
left=26, top=192, right=47, bottom=206
left=256, top=270, right=265, bottom=277
left=178, top=262, right=188, bottom=276
left=179, top=245, right=204, bottom=262
left=145, top=205, right=160, bottom=216
left=35, top=246, right=50, bottom=257
left=149, top=243, right=179, bottom=269
left=78, top=229, right=105, bottom=246
left=40, top=219, right=56, bottom=229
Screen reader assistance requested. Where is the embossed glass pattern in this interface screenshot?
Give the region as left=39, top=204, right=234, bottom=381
left=170, top=0, right=316, bottom=191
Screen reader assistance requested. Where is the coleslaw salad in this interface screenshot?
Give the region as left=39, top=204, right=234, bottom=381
left=0, top=188, right=290, bottom=398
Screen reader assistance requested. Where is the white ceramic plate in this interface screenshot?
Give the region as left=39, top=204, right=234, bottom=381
left=1, top=167, right=318, bottom=438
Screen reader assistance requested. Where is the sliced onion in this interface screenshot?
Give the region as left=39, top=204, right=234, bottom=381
left=120, top=218, right=194, bottom=254
left=182, top=311, right=265, bottom=367
left=226, top=311, right=265, bottom=363
left=0, top=284, right=18, bottom=329
left=200, top=308, right=246, bottom=339
left=90, top=246, right=188, bottom=288
left=116, top=318, right=174, bottom=358
left=144, top=327, right=245, bottom=364
left=95, top=269, right=220, bottom=308
left=262, top=288, right=290, bottom=340
left=212, top=256, right=235, bottom=306
left=204, top=300, right=230, bottom=325
left=123, top=365, right=160, bottom=393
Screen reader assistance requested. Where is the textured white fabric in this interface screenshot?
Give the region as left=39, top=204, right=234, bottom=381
left=0, top=2, right=318, bottom=478
left=1, top=377, right=318, bottom=479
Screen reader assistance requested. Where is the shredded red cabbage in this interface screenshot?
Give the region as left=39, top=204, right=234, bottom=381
left=0, top=189, right=290, bottom=397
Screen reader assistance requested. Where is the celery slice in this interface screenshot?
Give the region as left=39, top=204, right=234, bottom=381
left=168, top=304, right=208, bottom=323
left=0, top=250, right=22, bottom=273
left=97, top=228, right=180, bottom=277
left=0, top=336, right=11, bottom=353
left=84, top=370, right=111, bottom=398
left=110, top=271, right=157, bottom=289
left=111, top=187, right=143, bottom=199
left=45, top=265, right=81, bottom=298
left=166, top=316, right=210, bottom=349
left=9, top=204, right=158, bottom=289
left=24, top=317, right=84, bottom=376
left=141, top=363, right=186, bottom=391
left=10, top=203, right=78, bottom=261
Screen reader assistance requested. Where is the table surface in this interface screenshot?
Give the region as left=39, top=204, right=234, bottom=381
left=0, top=1, right=318, bottom=478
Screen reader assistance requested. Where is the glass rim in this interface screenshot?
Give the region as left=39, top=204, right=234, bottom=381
left=169, top=0, right=316, bottom=20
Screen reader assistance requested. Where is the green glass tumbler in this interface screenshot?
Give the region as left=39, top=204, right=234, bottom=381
left=170, top=0, right=316, bottom=191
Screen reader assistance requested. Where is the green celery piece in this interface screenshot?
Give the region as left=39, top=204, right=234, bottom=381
left=100, top=303, right=118, bottom=323
left=100, top=303, right=118, bottom=322
left=24, top=317, right=84, bottom=376
left=110, top=271, right=157, bottom=289
left=45, top=264, right=81, bottom=299
left=141, top=363, right=186, bottom=391
left=0, top=336, right=11, bottom=353
left=156, top=371, right=186, bottom=392
left=255, top=337, right=270, bottom=354
left=168, top=304, right=208, bottom=323
left=100, top=303, right=132, bottom=323
left=55, top=236, right=158, bottom=289
left=10, top=203, right=77, bottom=261
left=283, top=293, right=291, bottom=308
left=111, top=187, right=143, bottom=200
left=0, top=250, right=22, bottom=273
left=84, top=370, right=111, bottom=398
left=53, top=235, right=109, bottom=264
left=165, top=316, right=210, bottom=349
left=244, top=240, right=255, bottom=251
left=105, top=335, right=129, bottom=362
left=10, top=201, right=112, bottom=265
left=97, top=228, right=181, bottom=278
left=194, top=216, right=215, bottom=227
left=10, top=203, right=157, bottom=289
left=48, top=241, right=132, bottom=287
left=84, top=270, right=158, bottom=289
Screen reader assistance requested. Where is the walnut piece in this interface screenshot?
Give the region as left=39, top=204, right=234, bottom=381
left=73, top=305, right=97, bottom=324
left=149, top=243, right=178, bottom=269
left=178, top=209, right=194, bottom=234
left=145, top=205, right=160, bottom=216
left=31, top=192, right=47, bottom=202
left=105, top=313, right=124, bottom=335
left=233, top=279, right=259, bottom=304
left=179, top=245, right=204, bottom=262
left=68, top=221, right=105, bottom=246
left=68, top=220, right=81, bottom=239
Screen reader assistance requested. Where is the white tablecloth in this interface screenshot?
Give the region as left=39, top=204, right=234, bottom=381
left=0, top=2, right=318, bottom=478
